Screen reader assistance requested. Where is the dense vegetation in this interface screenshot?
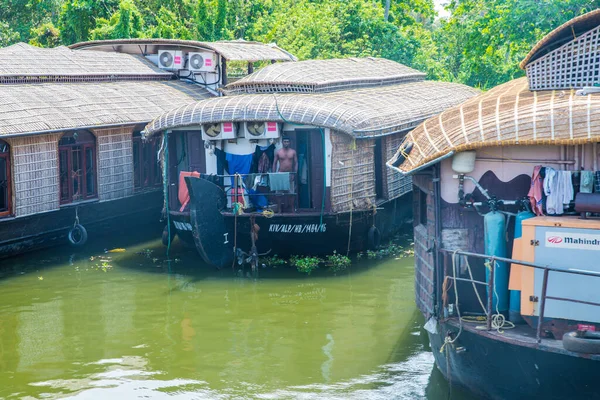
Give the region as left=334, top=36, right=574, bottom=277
left=1, top=0, right=600, bottom=88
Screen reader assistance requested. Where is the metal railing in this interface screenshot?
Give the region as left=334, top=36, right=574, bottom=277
left=440, top=248, right=600, bottom=343
left=217, top=172, right=298, bottom=211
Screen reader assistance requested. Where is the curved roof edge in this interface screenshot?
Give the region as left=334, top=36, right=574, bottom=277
left=142, top=80, right=478, bottom=139
left=520, top=9, right=600, bottom=68
left=390, top=77, right=600, bottom=175
left=69, top=39, right=297, bottom=62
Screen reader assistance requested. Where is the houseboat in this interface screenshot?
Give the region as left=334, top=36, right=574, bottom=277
left=0, top=39, right=294, bottom=258
left=388, top=10, right=600, bottom=400
left=142, top=58, right=477, bottom=268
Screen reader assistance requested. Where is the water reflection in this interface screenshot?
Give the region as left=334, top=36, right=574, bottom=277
left=0, top=231, right=478, bottom=399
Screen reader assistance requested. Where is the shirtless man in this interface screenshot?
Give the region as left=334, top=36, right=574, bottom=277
left=273, top=137, right=298, bottom=175
left=272, top=137, right=298, bottom=211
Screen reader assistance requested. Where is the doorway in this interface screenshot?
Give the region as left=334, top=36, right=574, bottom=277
left=287, top=129, right=325, bottom=211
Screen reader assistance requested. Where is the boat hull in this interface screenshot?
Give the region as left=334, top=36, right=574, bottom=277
left=174, top=176, right=411, bottom=267
left=428, top=320, right=600, bottom=400
left=0, top=190, right=163, bottom=258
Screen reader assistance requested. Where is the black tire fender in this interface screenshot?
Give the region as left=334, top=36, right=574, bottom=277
left=68, top=224, right=88, bottom=247
left=562, top=331, right=600, bottom=354
left=367, top=226, right=381, bottom=250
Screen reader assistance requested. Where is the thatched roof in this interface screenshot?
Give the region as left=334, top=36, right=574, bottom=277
left=520, top=9, right=600, bottom=68
left=0, top=43, right=171, bottom=82
left=143, top=80, right=478, bottom=138
left=222, top=58, right=425, bottom=94
left=0, top=80, right=210, bottom=137
left=70, top=39, right=297, bottom=62
left=389, top=77, right=600, bottom=174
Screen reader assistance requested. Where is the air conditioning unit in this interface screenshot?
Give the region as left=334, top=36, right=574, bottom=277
left=188, top=51, right=217, bottom=73
left=158, top=49, right=183, bottom=71
left=202, top=122, right=237, bottom=141
left=243, top=121, right=280, bottom=139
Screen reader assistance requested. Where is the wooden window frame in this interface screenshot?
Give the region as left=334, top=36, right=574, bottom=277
left=59, top=133, right=97, bottom=205
left=0, top=141, right=12, bottom=218
left=133, top=134, right=161, bottom=191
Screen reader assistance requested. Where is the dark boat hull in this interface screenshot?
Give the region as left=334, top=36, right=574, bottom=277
left=174, top=176, right=411, bottom=267
left=428, top=320, right=600, bottom=400
left=0, top=190, right=163, bottom=258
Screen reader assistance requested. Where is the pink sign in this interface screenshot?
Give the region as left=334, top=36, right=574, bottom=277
left=267, top=122, right=278, bottom=132
left=223, top=122, right=233, bottom=133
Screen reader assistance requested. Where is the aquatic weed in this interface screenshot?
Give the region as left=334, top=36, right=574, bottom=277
left=261, top=254, right=287, bottom=268
left=325, top=251, right=351, bottom=273
left=289, top=256, right=322, bottom=275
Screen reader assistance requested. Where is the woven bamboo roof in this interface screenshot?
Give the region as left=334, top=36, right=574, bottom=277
left=0, top=43, right=171, bottom=82
left=389, top=77, right=600, bottom=174
left=222, top=58, right=426, bottom=94
left=0, top=80, right=210, bottom=137
left=70, top=39, right=297, bottom=62
left=143, top=80, right=478, bottom=138
left=520, top=9, right=600, bottom=68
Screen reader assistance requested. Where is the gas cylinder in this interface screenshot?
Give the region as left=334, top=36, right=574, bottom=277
left=509, top=210, right=535, bottom=322
left=484, top=211, right=509, bottom=313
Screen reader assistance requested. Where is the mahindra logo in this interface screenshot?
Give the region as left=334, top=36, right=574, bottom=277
left=548, top=236, right=563, bottom=244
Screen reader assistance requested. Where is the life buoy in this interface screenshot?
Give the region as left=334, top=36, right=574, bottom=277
left=68, top=224, right=88, bottom=246
left=367, top=226, right=381, bottom=250
left=162, top=224, right=176, bottom=246
left=563, top=331, right=600, bottom=354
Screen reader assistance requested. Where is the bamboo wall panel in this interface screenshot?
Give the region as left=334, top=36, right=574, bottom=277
left=330, top=132, right=376, bottom=212
left=94, top=127, right=134, bottom=201
left=385, top=134, right=412, bottom=199
left=8, top=134, right=60, bottom=217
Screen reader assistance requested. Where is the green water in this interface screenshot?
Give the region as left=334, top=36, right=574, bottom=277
left=0, top=230, right=477, bottom=399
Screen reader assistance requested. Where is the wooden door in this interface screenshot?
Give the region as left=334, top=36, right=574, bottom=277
left=187, top=131, right=206, bottom=173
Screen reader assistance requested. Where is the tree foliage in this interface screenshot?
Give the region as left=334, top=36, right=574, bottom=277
left=2, top=0, right=600, bottom=89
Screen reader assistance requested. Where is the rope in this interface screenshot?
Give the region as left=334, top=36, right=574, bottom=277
left=447, top=251, right=515, bottom=335
left=261, top=209, right=274, bottom=218
left=162, top=132, right=172, bottom=257
left=73, top=206, right=80, bottom=227
left=346, top=144, right=355, bottom=255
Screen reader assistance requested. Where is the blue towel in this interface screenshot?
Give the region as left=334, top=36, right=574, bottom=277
left=226, top=152, right=253, bottom=186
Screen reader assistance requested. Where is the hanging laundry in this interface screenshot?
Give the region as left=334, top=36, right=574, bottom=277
left=560, top=170, right=574, bottom=208
left=214, top=147, right=228, bottom=176
left=580, top=170, right=594, bottom=193
left=226, top=153, right=253, bottom=175
left=251, top=144, right=275, bottom=173
left=269, top=172, right=291, bottom=191
left=299, top=154, right=308, bottom=185
left=528, top=165, right=544, bottom=216
left=544, top=168, right=574, bottom=215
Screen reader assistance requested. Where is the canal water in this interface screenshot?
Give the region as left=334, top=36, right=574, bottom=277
left=0, top=229, right=478, bottom=399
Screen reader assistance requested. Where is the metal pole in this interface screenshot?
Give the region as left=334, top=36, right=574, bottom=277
left=487, top=258, right=495, bottom=331
left=536, top=269, right=550, bottom=343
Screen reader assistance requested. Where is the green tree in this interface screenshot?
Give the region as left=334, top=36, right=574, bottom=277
left=29, top=22, right=61, bottom=47
left=213, top=0, right=228, bottom=40
left=195, top=0, right=213, bottom=40
left=0, top=20, right=19, bottom=47
left=58, top=0, right=119, bottom=44
left=90, top=0, right=144, bottom=40
left=145, top=6, right=192, bottom=39
left=433, top=0, right=600, bottom=88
